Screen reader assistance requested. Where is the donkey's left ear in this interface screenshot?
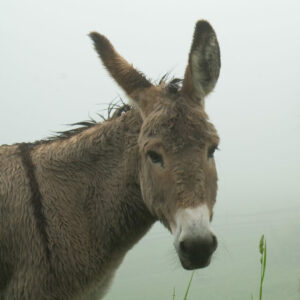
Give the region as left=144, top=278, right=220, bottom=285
left=182, top=20, right=221, bottom=100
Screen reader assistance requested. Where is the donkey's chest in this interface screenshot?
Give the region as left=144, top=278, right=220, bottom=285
left=75, top=252, right=126, bottom=300
left=76, top=271, right=116, bottom=300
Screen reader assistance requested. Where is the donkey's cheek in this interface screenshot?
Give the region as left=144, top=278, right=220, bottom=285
left=139, top=170, right=162, bottom=215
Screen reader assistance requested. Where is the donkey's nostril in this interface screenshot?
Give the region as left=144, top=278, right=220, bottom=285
left=211, top=234, right=218, bottom=251
left=179, top=241, right=187, bottom=253
left=179, top=234, right=217, bottom=258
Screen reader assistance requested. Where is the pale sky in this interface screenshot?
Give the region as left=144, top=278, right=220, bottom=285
left=1, top=0, right=299, bottom=217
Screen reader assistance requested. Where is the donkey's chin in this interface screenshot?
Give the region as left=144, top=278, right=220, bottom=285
left=178, top=254, right=212, bottom=270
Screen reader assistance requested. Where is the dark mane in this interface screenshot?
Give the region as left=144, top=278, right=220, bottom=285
left=25, top=75, right=181, bottom=148
left=27, top=101, right=131, bottom=147
left=47, top=74, right=181, bottom=143
left=159, top=74, right=183, bottom=94
left=52, top=101, right=131, bottom=141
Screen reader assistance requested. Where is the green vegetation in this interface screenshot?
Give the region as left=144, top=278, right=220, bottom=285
left=251, top=234, right=267, bottom=299
left=173, top=235, right=267, bottom=300
left=172, top=271, right=195, bottom=300
left=258, top=234, right=267, bottom=300
left=183, top=271, right=195, bottom=300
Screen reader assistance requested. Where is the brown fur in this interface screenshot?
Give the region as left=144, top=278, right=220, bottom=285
left=182, top=20, right=221, bottom=100
left=89, top=32, right=152, bottom=95
left=0, top=20, right=221, bottom=299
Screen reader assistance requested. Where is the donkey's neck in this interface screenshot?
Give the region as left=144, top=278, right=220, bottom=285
left=31, top=108, right=155, bottom=291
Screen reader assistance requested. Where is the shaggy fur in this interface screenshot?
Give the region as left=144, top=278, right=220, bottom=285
left=18, top=143, right=52, bottom=269
left=0, top=20, right=221, bottom=299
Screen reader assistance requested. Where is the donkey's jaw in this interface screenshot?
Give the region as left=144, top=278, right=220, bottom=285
left=171, top=204, right=217, bottom=269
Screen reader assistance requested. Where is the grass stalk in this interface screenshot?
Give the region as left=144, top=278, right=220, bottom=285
left=183, top=271, right=195, bottom=300
left=258, top=235, right=267, bottom=300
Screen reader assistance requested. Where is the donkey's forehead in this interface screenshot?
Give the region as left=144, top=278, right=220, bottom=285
left=140, top=99, right=219, bottom=148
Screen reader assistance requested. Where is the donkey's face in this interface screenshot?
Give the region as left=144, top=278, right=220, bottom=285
left=137, top=87, right=219, bottom=269
left=90, top=20, right=221, bottom=270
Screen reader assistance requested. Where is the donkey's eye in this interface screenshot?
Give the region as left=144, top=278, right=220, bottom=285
left=147, top=151, right=163, bottom=165
left=208, top=145, right=218, bottom=159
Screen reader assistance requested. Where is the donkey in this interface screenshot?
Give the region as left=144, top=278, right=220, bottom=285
left=0, top=20, right=221, bottom=299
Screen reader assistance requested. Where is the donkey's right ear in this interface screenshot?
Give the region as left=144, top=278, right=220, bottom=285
left=181, top=21, right=221, bottom=101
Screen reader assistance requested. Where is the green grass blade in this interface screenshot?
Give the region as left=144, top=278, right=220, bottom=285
left=259, top=235, right=264, bottom=254
left=259, top=238, right=267, bottom=300
left=172, top=287, right=176, bottom=300
left=183, top=271, right=195, bottom=300
left=262, top=241, right=267, bottom=279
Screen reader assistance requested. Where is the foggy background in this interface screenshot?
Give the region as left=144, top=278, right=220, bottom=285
left=1, top=0, right=299, bottom=299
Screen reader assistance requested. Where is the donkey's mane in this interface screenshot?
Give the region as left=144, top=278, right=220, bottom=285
left=160, top=75, right=183, bottom=94
left=23, top=101, right=131, bottom=148
left=46, top=76, right=181, bottom=142
left=24, top=76, right=182, bottom=147
left=52, top=101, right=131, bottom=141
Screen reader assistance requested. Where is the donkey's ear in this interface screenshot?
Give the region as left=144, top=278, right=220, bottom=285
left=182, top=21, right=221, bottom=100
left=89, top=32, right=153, bottom=97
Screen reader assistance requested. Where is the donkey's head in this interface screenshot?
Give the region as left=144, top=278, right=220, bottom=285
left=90, top=20, right=220, bottom=270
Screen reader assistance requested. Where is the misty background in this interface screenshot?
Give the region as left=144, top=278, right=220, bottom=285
left=1, top=0, right=299, bottom=299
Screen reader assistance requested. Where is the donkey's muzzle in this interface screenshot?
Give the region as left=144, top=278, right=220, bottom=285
left=178, top=234, right=217, bottom=270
